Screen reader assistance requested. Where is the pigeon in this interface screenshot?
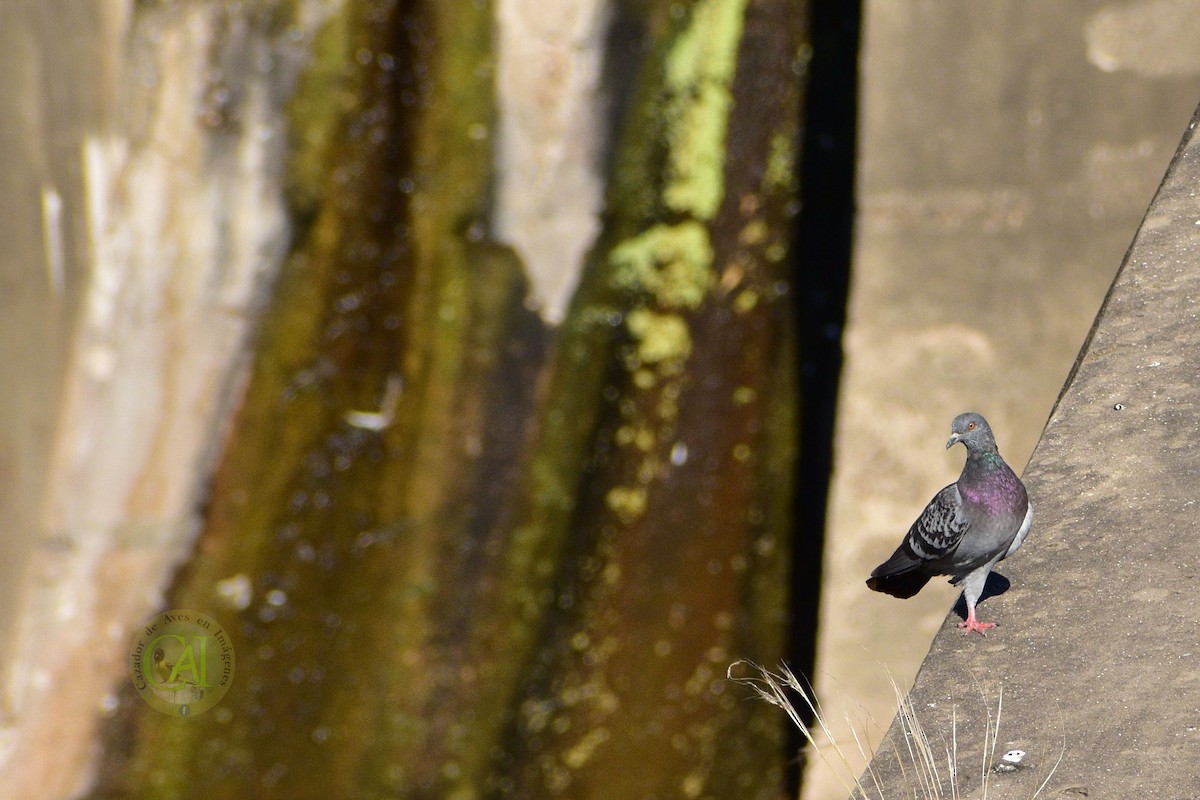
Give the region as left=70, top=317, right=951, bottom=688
left=866, top=412, right=1032, bottom=634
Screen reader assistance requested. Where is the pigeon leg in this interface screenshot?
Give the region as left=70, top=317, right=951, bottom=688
left=958, top=605, right=995, bottom=635
left=956, top=561, right=999, bottom=635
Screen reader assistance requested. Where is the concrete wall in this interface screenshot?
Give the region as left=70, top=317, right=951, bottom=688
left=807, top=2, right=1200, bottom=797
left=860, top=96, right=1200, bottom=799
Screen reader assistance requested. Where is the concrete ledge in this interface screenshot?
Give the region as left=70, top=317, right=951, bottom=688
left=859, top=101, right=1200, bottom=797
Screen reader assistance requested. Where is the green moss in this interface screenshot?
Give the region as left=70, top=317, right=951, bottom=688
left=764, top=132, right=795, bottom=192
left=609, top=221, right=714, bottom=309
left=732, top=386, right=757, bottom=405
left=733, top=288, right=759, bottom=313
left=660, top=0, right=749, bottom=219
left=605, top=485, right=648, bottom=522
left=738, top=218, right=768, bottom=246
left=626, top=308, right=692, bottom=365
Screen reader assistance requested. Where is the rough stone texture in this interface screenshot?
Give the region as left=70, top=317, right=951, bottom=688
left=860, top=102, right=1200, bottom=799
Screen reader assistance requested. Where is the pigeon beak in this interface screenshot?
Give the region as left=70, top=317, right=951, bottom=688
left=946, top=433, right=961, bottom=449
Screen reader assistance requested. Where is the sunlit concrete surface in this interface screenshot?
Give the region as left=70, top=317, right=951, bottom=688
left=805, top=3, right=1200, bottom=798
left=862, top=99, right=1200, bottom=799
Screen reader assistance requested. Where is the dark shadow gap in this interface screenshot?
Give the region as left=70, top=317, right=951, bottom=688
left=788, top=0, right=862, bottom=795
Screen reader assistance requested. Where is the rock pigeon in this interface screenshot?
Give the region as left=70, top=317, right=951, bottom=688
left=866, top=412, right=1032, bottom=634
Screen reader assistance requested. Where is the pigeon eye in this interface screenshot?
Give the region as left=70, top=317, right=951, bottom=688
left=967, top=421, right=976, bottom=431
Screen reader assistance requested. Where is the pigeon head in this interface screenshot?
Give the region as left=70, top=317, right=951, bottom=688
left=946, top=412, right=997, bottom=452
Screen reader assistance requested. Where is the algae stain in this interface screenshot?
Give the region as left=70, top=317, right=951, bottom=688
left=285, top=9, right=355, bottom=219
left=732, top=386, right=756, bottom=405
left=738, top=218, right=769, bottom=247
left=609, top=221, right=714, bottom=310
left=681, top=769, right=707, bottom=799
left=562, top=726, right=612, bottom=769
left=605, top=485, right=648, bottom=522
left=661, top=0, right=749, bottom=220
left=626, top=308, right=691, bottom=365
left=732, top=288, right=758, bottom=313
left=764, top=132, right=795, bottom=192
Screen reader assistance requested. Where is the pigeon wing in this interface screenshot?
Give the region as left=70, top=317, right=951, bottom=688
left=903, top=484, right=970, bottom=562
left=867, top=484, right=968, bottom=598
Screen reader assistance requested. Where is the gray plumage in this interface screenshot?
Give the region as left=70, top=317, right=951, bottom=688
left=866, top=412, right=1032, bottom=633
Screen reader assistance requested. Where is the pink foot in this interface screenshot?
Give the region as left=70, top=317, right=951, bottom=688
left=958, top=610, right=996, bottom=635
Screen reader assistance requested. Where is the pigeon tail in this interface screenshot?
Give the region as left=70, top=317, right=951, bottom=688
left=866, top=571, right=931, bottom=600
